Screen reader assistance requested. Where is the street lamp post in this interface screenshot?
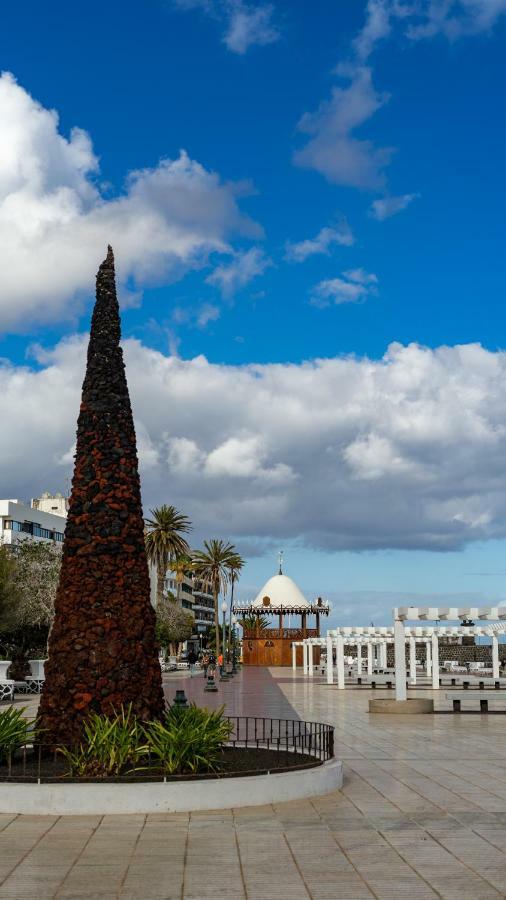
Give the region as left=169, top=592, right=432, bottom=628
left=231, top=615, right=238, bottom=674
left=220, top=601, right=230, bottom=681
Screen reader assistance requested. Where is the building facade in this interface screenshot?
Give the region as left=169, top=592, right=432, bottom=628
left=148, top=559, right=215, bottom=649
left=0, top=498, right=67, bottom=546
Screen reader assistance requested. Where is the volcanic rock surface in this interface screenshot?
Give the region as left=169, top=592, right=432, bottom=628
left=38, top=247, right=164, bottom=745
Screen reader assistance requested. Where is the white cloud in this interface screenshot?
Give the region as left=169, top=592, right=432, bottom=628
left=0, top=72, right=261, bottom=331
left=406, top=0, right=506, bottom=40
left=206, top=247, right=271, bottom=297
left=311, top=268, right=378, bottom=306
left=285, top=221, right=354, bottom=262
left=353, top=0, right=506, bottom=49
left=5, top=337, right=506, bottom=553
left=370, top=192, right=419, bottom=220
left=172, top=0, right=280, bottom=53
left=294, top=67, right=393, bottom=190
left=224, top=3, right=279, bottom=53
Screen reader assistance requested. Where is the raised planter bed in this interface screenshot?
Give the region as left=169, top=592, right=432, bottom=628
left=0, top=716, right=342, bottom=814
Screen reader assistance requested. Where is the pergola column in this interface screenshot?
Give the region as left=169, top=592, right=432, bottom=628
left=302, top=641, right=308, bottom=675
left=336, top=634, right=345, bottom=689
left=367, top=641, right=373, bottom=676
left=357, top=641, right=363, bottom=675
left=409, top=636, right=417, bottom=685
left=425, top=640, right=432, bottom=676
left=431, top=632, right=439, bottom=690
left=380, top=641, right=387, bottom=669
left=394, top=619, right=407, bottom=701
left=326, top=634, right=334, bottom=684
left=292, top=643, right=297, bottom=672
left=308, top=641, right=314, bottom=677
left=492, top=634, right=500, bottom=680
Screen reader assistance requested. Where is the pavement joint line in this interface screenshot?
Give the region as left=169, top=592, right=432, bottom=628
left=116, top=813, right=147, bottom=898
left=0, top=815, right=60, bottom=889
left=344, top=763, right=506, bottom=898
left=367, top=755, right=506, bottom=813
left=281, top=831, right=314, bottom=900
left=345, top=756, right=483, bottom=816
left=231, top=807, right=249, bottom=900
left=178, top=811, right=190, bottom=900
left=307, top=797, right=380, bottom=900
left=53, top=814, right=105, bottom=899
left=338, top=777, right=443, bottom=900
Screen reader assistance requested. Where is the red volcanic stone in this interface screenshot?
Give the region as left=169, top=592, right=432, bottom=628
left=37, top=247, right=164, bottom=746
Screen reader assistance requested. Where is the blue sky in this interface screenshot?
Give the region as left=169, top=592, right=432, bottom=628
left=1, top=1, right=506, bottom=623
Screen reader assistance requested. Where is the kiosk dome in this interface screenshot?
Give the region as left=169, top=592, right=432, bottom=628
left=252, top=574, right=310, bottom=611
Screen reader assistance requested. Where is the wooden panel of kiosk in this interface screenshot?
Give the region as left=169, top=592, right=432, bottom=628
left=242, top=638, right=321, bottom=667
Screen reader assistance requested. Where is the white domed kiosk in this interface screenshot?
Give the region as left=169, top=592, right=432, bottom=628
left=233, top=562, right=329, bottom=666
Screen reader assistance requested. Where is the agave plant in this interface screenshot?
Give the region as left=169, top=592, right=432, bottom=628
left=0, top=707, right=35, bottom=764
left=59, top=705, right=145, bottom=778
left=142, top=704, right=233, bottom=775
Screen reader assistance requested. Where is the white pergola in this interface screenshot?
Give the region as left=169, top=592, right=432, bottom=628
left=293, top=627, right=430, bottom=689
left=293, top=616, right=506, bottom=698
left=393, top=606, right=506, bottom=701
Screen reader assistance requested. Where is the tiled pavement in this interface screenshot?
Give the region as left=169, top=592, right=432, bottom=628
left=1, top=668, right=506, bottom=899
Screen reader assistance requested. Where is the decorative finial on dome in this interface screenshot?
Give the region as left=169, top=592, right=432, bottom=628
left=278, top=549, right=284, bottom=575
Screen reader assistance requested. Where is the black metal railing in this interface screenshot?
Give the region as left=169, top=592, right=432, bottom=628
left=0, top=717, right=334, bottom=783
left=224, top=716, right=334, bottom=763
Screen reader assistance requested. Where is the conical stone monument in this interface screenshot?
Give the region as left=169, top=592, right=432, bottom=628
left=38, top=247, right=164, bottom=745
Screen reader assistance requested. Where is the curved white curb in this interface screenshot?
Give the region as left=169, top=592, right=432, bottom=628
left=0, top=758, right=343, bottom=815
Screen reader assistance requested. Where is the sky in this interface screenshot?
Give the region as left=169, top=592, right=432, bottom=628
left=1, top=0, right=506, bottom=625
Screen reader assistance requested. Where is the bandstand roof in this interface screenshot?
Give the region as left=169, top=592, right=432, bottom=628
left=252, top=574, right=310, bottom=610
left=233, top=572, right=329, bottom=615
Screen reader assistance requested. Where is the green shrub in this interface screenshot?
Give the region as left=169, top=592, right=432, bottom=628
left=0, top=707, right=35, bottom=764
left=59, top=705, right=145, bottom=778
left=142, top=704, right=233, bottom=775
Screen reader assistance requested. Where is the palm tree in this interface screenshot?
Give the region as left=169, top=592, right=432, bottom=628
left=192, top=540, right=241, bottom=659
left=145, top=505, right=192, bottom=608
left=170, top=554, right=194, bottom=606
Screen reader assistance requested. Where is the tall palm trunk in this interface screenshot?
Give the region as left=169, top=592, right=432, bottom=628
left=156, top=561, right=165, bottom=609
left=214, top=582, right=220, bottom=659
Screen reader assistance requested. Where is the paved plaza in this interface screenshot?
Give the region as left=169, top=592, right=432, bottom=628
left=2, top=668, right=506, bottom=899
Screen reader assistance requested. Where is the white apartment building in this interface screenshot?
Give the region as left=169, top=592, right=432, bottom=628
left=31, top=491, right=69, bottom=518
left=148, top=559, right=214, bottom=646
left=0, top=498, right=67, bottom=546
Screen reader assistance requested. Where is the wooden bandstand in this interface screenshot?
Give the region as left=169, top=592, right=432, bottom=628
left=233, top=571, right=329, bottom=667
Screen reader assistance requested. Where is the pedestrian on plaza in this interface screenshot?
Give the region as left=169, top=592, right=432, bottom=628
left=217, top=652, right=224, bottom=676
left=202, top=652, right=210, bottom=678
left=188, top=648, right=197, bottom=677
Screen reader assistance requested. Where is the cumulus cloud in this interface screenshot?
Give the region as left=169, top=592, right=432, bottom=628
left=285, top=221, right=354, bottom=262
left=294, top=66, right=393, bottom=190
left=353, top=0, right=506, bottom=55
left=5, top=337, right=506, bottom=553
left=370, top=192, right=420, bottom=220
left=0, top=72, right=260, bottom=331
left=206, top=247, right=271, bottom=297
left=311, top=268, right=378, bottom=306
left=172, top=0, right=280, bottom=53
left=406, top=0, right=506, bottom=40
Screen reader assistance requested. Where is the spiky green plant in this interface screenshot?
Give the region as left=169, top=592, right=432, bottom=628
left=58, top=705, right=145, bottom=777
left=0, top=707, right=35, bottom=764
left=142, top=704, right=233, bottom=775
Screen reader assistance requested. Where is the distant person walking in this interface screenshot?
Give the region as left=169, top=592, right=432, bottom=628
left=188, top=649, right=197, bottom=677
left=202, top=652, right=210, bottom=678
left=217, top=652, right=224, bottom=676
